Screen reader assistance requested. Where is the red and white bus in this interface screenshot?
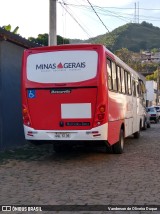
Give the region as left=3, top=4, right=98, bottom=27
left=21, top=44, right=146, bottom=153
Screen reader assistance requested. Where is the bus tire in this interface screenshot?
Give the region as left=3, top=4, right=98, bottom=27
left=134, top=121, right=141, bottom=138
left=105, top=145, right=113, bottom=153
left=112, top=129, right=124, bottom=154
left=133, top=129, right=140, bottom=138
left=147, top=123, right=151, bottom=128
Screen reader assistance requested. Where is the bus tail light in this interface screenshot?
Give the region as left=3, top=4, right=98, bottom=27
left=99, top=105, right=105, bottom=113
left=22, top=105, right=31, bottom=126
left=98, top=113, right=105, bottom=120
left=94, top=104, right=106, bottom=127
left=86, top=131, right=101, bottom=137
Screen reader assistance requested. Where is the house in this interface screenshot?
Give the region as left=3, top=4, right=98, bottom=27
left=141, top=50, right=160, bottom=63
left=146, top=80, right=158, bottom=106
left=0, top=27, right=40, bottom=151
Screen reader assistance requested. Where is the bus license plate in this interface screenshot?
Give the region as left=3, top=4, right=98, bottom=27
left=55, top=132, right=70, bottom=138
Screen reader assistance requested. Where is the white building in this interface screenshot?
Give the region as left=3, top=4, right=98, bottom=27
left=146, top=80, right=158, bottom=106
left=141, top=51, right=160, bottom=63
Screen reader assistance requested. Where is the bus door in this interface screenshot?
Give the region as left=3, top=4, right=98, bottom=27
left=138, top=79, right=146, bottom=115
left=132, top=79, right=138, bottom=133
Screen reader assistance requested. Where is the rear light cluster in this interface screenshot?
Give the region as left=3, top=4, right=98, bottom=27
left=22, top=105, right=31, bottom=126
left=94, top=104, right=106, bottom=127
left=86, top=131, right=101, bottom=137
left=27, top=131, right=37, bottom=136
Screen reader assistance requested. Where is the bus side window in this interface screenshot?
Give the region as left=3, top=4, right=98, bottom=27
left=112, top=62, right=117, bottom=91
left=128, top=73, right=132, bottom=95
left=107, top=58, right=112, bottom=90
left=142, top=82, right=146, bottom=94
left=137, top=82, right=140, bottom=97
left=117, top=66, right=122, bottom=93
left=138, top=80, right=146, bottom=98
left=132, top=80, right=136, bottom=97
left=121, top=68, right=125, bottom=93
left=125, top=71, right=128, bottom=94
left=137, top=82, right=140, bottom=98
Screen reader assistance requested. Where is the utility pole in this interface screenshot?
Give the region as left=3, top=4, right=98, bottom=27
left=49, top=0, right=57, bottom=46
left=137, top=2, right=139, bottom=24
left=156, top=66, right=160, bottom=105
left=134, top=2, right=137, bottom=23
left=134, top=2, right=139, bottom=24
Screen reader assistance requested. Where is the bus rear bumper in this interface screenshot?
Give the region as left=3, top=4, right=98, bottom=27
left=24, top=123, right=108, bottom=142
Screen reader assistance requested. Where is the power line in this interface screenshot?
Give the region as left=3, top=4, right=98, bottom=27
left=86, top=0, right=110, bottom=33
left=93, top=7, right=133, bottom=23
left=64, top=3, right=133, bottom=26
left=61, top=3, right=132, bottom=25
left=64, top=2, right=160, bottom=25
left=59, top=2, right=92, bottom=38
left=61, top=3, right=160, bottom=11
left=58, top=1, right=160, bottom=40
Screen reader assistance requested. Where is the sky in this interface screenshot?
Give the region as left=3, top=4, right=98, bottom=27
left=0, top=0, right=160, bottom=40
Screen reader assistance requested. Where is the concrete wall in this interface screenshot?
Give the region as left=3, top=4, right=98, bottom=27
left=0, top=40, right=26, bottom=151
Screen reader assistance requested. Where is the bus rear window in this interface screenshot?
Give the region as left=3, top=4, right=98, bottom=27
left=26, top=50, right=98, bottom=83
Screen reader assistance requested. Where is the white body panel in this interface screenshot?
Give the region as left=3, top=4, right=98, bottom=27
left=124, top=118, right=133, bottom=137
left=24, top=123, right=108, bottom=141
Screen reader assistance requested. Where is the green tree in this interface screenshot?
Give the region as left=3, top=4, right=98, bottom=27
left=141, top=63, right=159, bottom=74
left=151, top=48, right=159, bottom=53
left=141, top=21, right=153, bottom=28
left=114, top=48, right=141, bottom=71
left=28, top=33, right=48, bottom=46
left=146, top=73, right=155, bottom=81
left=28, top=34, right=70, bottom=46
left=57, top=35, right=70, bottom=45
left=114, top=48, right=160, bottom=75
left=146, top=68, right=160, bottom=81
left=115, top=48, right=133, bottom=64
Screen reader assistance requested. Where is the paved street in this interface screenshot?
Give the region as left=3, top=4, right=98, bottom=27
left=0, top=123, right=160, bottom=214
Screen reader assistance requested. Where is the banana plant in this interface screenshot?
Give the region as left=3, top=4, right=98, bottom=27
left=2, top=24, right=19, bottom=34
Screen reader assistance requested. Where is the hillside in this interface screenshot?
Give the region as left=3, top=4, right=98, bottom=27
left=70, top=22, right=160, bottom=52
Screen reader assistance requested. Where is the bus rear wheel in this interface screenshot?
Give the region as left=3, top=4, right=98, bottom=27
left=112, top=129, right=124, bottom=154
left=133, top=121, right=141, bottom=138
left=133, top=130, right=140, bottom=138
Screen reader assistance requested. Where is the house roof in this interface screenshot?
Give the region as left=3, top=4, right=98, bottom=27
left=0, top=27, right=41, bottom=48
